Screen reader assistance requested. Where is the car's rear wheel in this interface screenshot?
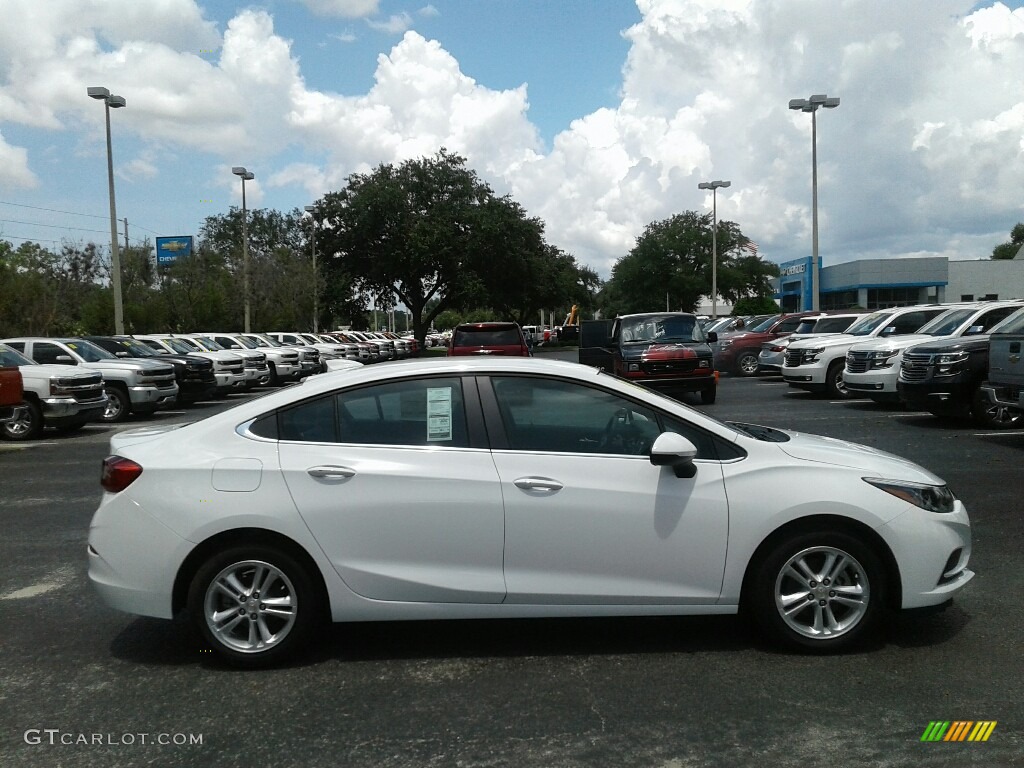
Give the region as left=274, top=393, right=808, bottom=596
left=826, top=361, right=849, bottom=399
left=0, top=398, right=43, bottom=441
left=748, top=531, right=884, bottom=652
left=735, top=352, right=760, bottom=377
left=971, top=387, right=1023, bottom=429
left=188, top=544, right=322, bottom=667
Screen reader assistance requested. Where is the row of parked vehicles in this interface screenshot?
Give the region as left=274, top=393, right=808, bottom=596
left=0, top=330, right=421, bottom=441
left=706, top=301, right=1024, bottom=429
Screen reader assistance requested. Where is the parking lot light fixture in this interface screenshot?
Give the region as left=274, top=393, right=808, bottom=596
left=789, top=93, right=840, bottom=312
left=232, top=167, right=255, bottom=332
left=88, top=86, right=127, bottom=334
left=698, top=180, right=731, bottom=320
left=305, top=204, right=319, bottom=334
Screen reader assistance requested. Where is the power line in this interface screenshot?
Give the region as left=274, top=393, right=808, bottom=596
left=0, top=218, right=111, bottom=236
left=0, top=199, right=108, bottom=220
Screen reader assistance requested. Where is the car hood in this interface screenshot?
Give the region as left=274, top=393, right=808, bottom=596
left=789, top=334, right=870, bottom=350
left=904, top=335, right=990, bottom=355
left=777, top=430, right=944, bottom=484
left=849, top=334, right=934, bottom=353
left=20, top=363, right=97, bottom=378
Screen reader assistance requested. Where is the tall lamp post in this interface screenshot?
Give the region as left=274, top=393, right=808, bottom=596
left=789, top=93, right=840, bottom=312
left=232, top=167, right=255, bottom=332
left=697, top=179, right=731, bottom=320
left=87, top=86, right=127, bottom=334
left=304, top=204, right=319, bottom=333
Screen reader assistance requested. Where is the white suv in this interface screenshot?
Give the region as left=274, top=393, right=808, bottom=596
left=844, top=302, right=1024, bottom=403
left=784, top=305, right=951, bottom=398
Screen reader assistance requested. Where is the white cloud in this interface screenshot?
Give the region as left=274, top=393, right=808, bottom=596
left=367, top=13, right=415, bottom=34
left=2, top=0, right=1023, bottom=278
left=295, top=0, right=380, bottom=18
left=0, top=132, right=39, bottom=190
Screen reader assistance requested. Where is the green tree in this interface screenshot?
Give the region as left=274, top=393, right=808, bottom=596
left=318, top=149, right=554, bottom=346
left=603, top=211, right=778, bottom=315
left=732, top=296, right=781, bottom=315
left=991, top=223, right=1024, bottom=260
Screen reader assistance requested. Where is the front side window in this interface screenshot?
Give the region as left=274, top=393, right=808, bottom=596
left=32, top=342, right=73, bottom=365
left=277, top=377, right=469, bottom=448
left=490, top=376, right=721, bottom=458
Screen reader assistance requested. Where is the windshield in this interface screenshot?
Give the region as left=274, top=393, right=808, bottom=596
left=0, top=343, right=34, bottom=366
left=918, top=308, right=976, bottom=337
left=619, top=315, right=703, bottom=344
left=991, top=307, right=1024, bottom=335
left=845, top=311, right=896, bottom=336
left=193, top=336, right=225, bottom=351
left=114, top=338, right=159, bottom=357
left=167, top=338, right=201, bottom=354
left=63, top=340, right=116, bottom=362
left=748, top=315, right=781, bottom=332
left=814, top=316, right=858, bottom=333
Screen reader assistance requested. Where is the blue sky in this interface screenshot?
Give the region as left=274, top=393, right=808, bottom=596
left=0, top=0, right=1022, bottom=280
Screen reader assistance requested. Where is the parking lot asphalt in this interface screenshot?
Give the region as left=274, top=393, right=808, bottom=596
left=1, top=360, right=1022, bottom=768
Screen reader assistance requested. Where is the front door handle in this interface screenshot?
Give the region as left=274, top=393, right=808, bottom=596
left=307, top=465, right=356, bottom=480
left=513, top=477, right=563, bottom=492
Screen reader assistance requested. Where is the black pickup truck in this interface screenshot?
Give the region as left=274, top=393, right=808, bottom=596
left=578, top=313, right=718, bottom=403
left=979, top=307, right=1024, bottom=425
left=897, top=318, right=1024, bottom=429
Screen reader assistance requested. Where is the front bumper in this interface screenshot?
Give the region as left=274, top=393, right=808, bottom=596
left=981, top=383, right=1024, bottom=411
left=844, top=369, right=898, bottom=394
left=128, top=383, right=179, bottom=408
left=41, top=395, right=108, bottom=419
left=782, top=363, right=826, bottom=387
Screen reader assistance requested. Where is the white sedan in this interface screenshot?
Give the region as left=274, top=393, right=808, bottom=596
left=88, top=357, right=973, bottom=667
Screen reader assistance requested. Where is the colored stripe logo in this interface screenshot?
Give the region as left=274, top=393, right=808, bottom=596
left=921, top=721, right=997, bottom=742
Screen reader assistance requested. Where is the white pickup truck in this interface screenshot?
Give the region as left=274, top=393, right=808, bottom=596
left=0, top=342, right=108, bottom=440
left=2, top=337, right=178, bottom=422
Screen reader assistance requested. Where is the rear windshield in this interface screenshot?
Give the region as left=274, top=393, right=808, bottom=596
left=454, top=327, right=521, bottom=346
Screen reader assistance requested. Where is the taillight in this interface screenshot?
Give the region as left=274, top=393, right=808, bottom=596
left=101, top=455, right=143, bottom=493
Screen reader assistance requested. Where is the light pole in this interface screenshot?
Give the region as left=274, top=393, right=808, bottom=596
left=232, top=167, right=255, bottom=332
left=304, top=204, right=319, bottom=333
left=87, top=86, right=127, bottom=334
left=789, top=93, right=840, bottom=312
left=698, top=179, right=731, bottom=319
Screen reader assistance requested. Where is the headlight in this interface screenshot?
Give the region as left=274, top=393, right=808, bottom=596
left=935, top=351, right=968, bottom=376
left=719, top=340, right=733, bottom=349
left=870, top=350, right=899, bottom=368
left=864, top=478, right=956, bottom=513
left=628, top=363, right=640, bottom=372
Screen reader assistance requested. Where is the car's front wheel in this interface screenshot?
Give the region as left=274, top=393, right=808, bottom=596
left=101, top=384, right=130, bottom=423
left=734, top=351, right=760, bottom=377
left=700, top=385, right=717, bottom=404
left=0, top=398, right=43, bottom=441
left=187, top=544, right=323, bottom=667
left=971, top=387, right=1023, bottom=430
left=826, top=361, right=849, bottom=399
left=748, top=531, right=885, bottom=652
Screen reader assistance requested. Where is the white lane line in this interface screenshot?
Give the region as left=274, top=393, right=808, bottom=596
left=0, top=568, right=74, bottom=600
left=973, top=431, right=1024, bottom=437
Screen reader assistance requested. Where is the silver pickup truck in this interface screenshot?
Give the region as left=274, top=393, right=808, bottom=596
left=2, top=337, right=178, bottom=423
left=0, top=342, right=108, bottom=440
left=980, top=306, right=1024, bottom=425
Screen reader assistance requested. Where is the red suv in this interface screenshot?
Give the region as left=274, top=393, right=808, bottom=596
left=448, top=322, right=531, bottom=356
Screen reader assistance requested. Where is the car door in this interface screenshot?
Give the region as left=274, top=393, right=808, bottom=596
left=481, top=374, right=730, bottom=605
left=277, top=374, right=507, bottom=603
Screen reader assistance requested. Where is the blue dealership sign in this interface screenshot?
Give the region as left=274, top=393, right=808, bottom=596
left=156, top=236, right=193, bottom=266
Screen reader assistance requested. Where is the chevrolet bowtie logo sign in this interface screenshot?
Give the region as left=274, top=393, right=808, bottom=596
left=920, top=721, right=997, bottom=742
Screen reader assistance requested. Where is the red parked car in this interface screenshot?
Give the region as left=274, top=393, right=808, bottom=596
left=448, top=322, right=531, bottom=357
left=714, top=312, right=822, bottom=376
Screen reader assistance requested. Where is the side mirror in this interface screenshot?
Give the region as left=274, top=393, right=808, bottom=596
left=649, top=432, right=699, bottom=478
left=964, top=325, right=984, bottom=335
left=55, top=354, right=76, bottom=364
left=115, top=351, right=129, bottom=357
left=880, top=326, right=897, bottom=336
left=706, top=331, right=718, bottom=343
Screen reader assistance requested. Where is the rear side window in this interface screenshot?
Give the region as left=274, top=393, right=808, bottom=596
left=276, top=377, right=470, bottom=447
left=454, top=327, right=521, bottom=346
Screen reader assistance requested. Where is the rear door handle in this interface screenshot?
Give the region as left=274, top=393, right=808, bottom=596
left=513, top=477, right=563, bottom=492
left=307, top=465, right=356, bottom=479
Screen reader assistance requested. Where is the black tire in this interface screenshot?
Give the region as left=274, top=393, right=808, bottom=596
left=187, top=544, right=323, bottom=668
left=971, top=386, right=1023, bottom=430
left=747, top=530, right=885, bottom=653
left=734, top=351, right=760, bottom=377
left=700, top=385, right=717, bottom=404
left=101, top=384, right=130, bottom=423
left=0, top=398, right=43, bottom=441
left=267, top=363, right=280, bottom=387
left=826, top=361, right=850, bottom=399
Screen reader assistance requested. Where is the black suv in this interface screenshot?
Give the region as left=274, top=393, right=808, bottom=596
left=86, top=336, right=217, bottom=404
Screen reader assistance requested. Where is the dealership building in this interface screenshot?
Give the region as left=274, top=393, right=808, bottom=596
left=769, top=252, right=1024, bottom=312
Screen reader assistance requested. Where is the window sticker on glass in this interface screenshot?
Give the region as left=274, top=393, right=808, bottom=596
left=426, top=387, right=453, bottom=442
